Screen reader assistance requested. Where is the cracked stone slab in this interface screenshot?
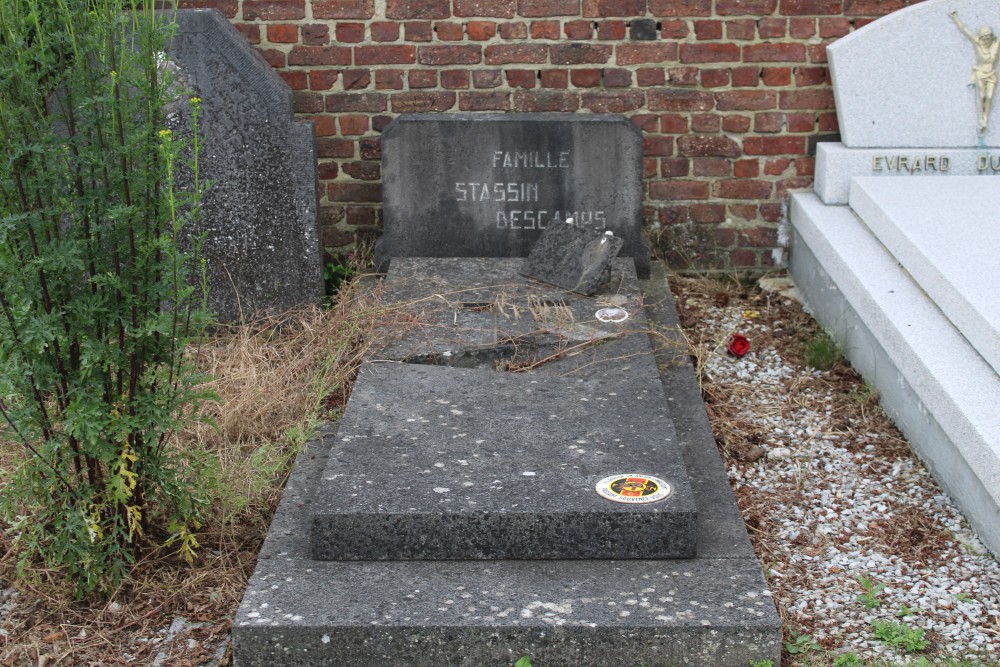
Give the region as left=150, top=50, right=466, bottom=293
left=310, top=362, right=696, bottom=560
left=519, top=222, right=624, bottom=295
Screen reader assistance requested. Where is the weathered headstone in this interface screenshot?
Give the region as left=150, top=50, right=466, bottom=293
left=167, top=10, right=321, bottom=322
left=519, top=221, right=624, bottom=294
left=379, top=113, right=648, bottom=277
left=790, top=0, right=1000, bottom=555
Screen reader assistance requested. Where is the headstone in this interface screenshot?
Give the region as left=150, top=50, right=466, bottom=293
left=379, top=113, right=649, bottom=278
left=519, top=221, right=624, bottom=295
left=167, top=10, right=322, bottom=322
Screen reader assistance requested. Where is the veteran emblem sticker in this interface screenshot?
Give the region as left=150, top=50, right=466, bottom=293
left=596, top=475, right=671, bottom=504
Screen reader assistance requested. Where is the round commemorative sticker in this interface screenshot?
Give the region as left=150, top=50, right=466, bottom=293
left=595, top=474, right=672, bottom=504
left=595, top=307, right=629, bottom=323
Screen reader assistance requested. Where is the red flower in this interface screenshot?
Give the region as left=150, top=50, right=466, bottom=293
left=727, top=333, right=750, bottom=357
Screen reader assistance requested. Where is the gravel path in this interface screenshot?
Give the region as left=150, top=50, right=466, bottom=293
left=677, top=276, right=1000, bottom=665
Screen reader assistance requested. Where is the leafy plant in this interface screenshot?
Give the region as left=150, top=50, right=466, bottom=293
left=832, top=653, right=863, bottom=667
left=0, top=0, right=212, bottom=596
left=324, top=258, right=356, bottom=297
left=749, top=660, right=774, bottom=667
left=856, top=574, right=886, bottom=609
left=896, top=603, right=921, bottom=617
left=513, top=657, right=532, bottom=667
left=804, top=330, right=842, bottom=370
left=955, top=591, right=973, bottom=603
left=871, top=620, right=930, bottom=653
left=783, top=630, right=821, bottom=655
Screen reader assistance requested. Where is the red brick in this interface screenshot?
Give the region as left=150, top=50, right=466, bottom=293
left=739, top=226, right=778, bottom=247
left=343, top=69, right=372, bottom=89
left=454, top=0, right=516, bottom=17
left=819, top=17, right=851, bottom=38
left=513, top=90, right=580, bottom=112
left=843, top=0, right=904, bottom=15
left=460, top=91, right=511, bottom=110
left=780, top=89, right=835, bottom=109
left=729, top=204, right=758, bottom=220
left=808, top=43, right=830, bottom=63
left=693, top=157, right=729, bottom=176
left=617, top=43, right=678, bottom=65
left=660, top=19, right=689, bottom=38
left=726, top=19, right=756, bottom=40
left=649, top=0, right=710, bottom=17
left=722, top=115, right=751, bottom=132
left=694, top=20, right=722, bottom=40
left=375, top=70, right=405, bottom=89
left=316, top=138, right=356, bottom=158
left=715, top=90, right=776, bottom=110
left=668, top=67, right=699, bottom=85
left=313, top=0, right=375, bottom=19
left=743, top=136, right=806, bottom=154
left=405, top=21, right=434, bottom=41
left=714, top=179, right=772, bottom=199
left=408, top=69, right=438, bottom=88
left=346, top=207, right=377, bottom=227
left=781, top=0, right=842, bottom=16
left=598, top=20, right=627, bottom=39
left=339, top=115, right=370, bottom=135
left=360, top=138, right=381, bottom=159
left=584, top=0, right=646, bottom=16
left=441, top=70, right=471, bottom=88
left=234, top=23, right=261, bottom=44
left=754, top=112, right=784, bottom=133
left=342, top=161, right=380, bottom=179
left=467, top=21, right=498, bottom=40
left=317, top=161, right=339, bottom=179
left=733, top=159, right=759, bottom=177
left=650, top=180, right=709, bottom=200
left=757, top=18, right=785, bottom=38
left=355, top=45, right=416, bottom=65
left=643, top=158, right=658, bottom=178
left=731, top=66, right=760, bottom=87
left=636, top=67, right=665, bottom=86
left=309, top=69, right=340, bottom=90
left=518, top=0, right=580, bottom=17
left=531, top=20, right=560, bottom=39
left=329, top=183, right=381, bottom=202
left=391, top=92, right=457, bottom=112
left=268, top=23, right=298, bottom=43
left=506, top=69, right=537, bottom=88
left=280, top=70, right=308, bottom=89
left=243, top=0, right=305, bottom=20
left=678, top=135, right=740, bottom=157
left=541, top=69, right=569, bottom=88
left=371, top=22, right=400, bottom=41
left=761, top=67, right=791, bottom=86
left=789, top=17, right=816, bottom=38
left=795, top=157, right=815, bottom=176
left=325, top=92, right=387, bottom=112
left=604, top=68, right=632, bottom=87
left=499, top=22, right=529, bottom=38
left=485, top=44, right=548, bottom=64
left=581, top=90, right=644, bottom=112
left=420, top=45, right=483, bottom=64
left=818, top=111, right=838, bottom=131
left=571, top=69, right=602, bottom=87
left=854, top=17, right=876, bottom=28
left=387, top=0, right=450, bottom=19
left=179, top=0, right=238, bottom=17
left=373, top=115, right=394, bottom=131
left=631, top=113, right=659, bottom=132
left=660, top=158, right=689, bottom=178
left=648, top=89, right=714, bottom=111
left=680, top=43, right=740, bottom=63
left=763, top=157, right=792, bottom=175
left=332, top=23, right=364, bottom=42
left=689, top=203, right=725, bottom=223
left=787, top=112, right=815, bottom=132
left=743, top=43, right=806, bottom=62
left=659, top=205, right=688, bottom=226
left=691, top=114, right=721, bottom=133
left=660, top=114, right=689, bottom=133
left=644, top=136, right=674, bottom=155
left=565, top=20, right=594, bottom=39
left=717, top=0, right=776, bottom=14
left=258, top=49, right=286, bottom=68
left=293, top=91, right=323, bottom=112
left=302, top=24, right=330, bottom=45
left=794, top=66, right=828, bottom=86
left=289, top=46, right=352, bottom=66
left=552, top=44, right=614, bottom=64
left=729, top=249, right=756, bottom=266
left=435, top=22, right=465, bottom=40
left=700, top=69, right=729, bottom=88
left=474, top=70, right=504, bottom=88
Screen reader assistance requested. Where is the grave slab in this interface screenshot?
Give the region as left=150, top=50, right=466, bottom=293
left=379, top=114, right=648, bottom=277
left=168, top=10, right=322, bottom=322
left=849, top=176, right=1000, bottom=376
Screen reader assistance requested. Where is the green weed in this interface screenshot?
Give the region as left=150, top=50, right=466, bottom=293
left=832, top=653, right=863, bottom=667
left=871, top=619, right=930, bottom=653
left=783, top=630, right=821, bottom=655
left=804, top=330, right=842, bottom=370
left=856, top=574, right=886, bottom=609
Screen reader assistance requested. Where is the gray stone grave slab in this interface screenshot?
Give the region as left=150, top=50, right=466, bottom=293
left=519, top=222, right=624, bottom=295
left=167, top=10, right=321, bottom=322
left=379, top=114, right=649, bottom=278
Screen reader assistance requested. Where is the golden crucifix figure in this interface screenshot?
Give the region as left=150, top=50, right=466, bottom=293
left=951, top=10, right=1000, bottom=134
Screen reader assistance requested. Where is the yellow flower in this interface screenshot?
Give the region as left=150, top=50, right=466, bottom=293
left=189, top=96, right=201, bottom=104
left=158, top=129, right=172, bottom=138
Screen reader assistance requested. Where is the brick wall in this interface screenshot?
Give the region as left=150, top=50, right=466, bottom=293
left=178, top=0, right=919, bottom=271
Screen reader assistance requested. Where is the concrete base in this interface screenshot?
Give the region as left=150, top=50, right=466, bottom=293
left=789, top=192, right=1000, bottom=556
left=232, top=262, right=780, bottom=666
